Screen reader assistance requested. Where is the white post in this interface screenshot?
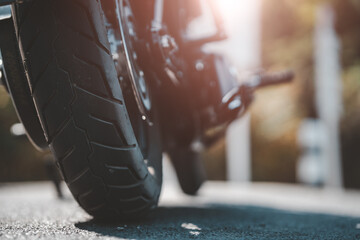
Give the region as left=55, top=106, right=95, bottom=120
left=314, top=5, right=343, bottom=188
left=214, top=0, right=262, bottom=182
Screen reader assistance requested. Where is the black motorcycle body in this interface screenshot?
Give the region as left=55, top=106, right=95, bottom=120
left=0, top=0, right=292, bottom=219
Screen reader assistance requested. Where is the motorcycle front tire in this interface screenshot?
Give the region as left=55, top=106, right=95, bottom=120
left=13, top=0, right=162, bottom=219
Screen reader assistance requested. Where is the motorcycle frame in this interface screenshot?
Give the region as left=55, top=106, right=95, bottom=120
left=150, top=0, right=238, bottom=147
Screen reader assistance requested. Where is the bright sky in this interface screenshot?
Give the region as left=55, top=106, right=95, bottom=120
left=215, top=0, right=240, bottom=18
left=212, top=0, right=262, bottom=68
left=215, top=0, right=261, bottom=29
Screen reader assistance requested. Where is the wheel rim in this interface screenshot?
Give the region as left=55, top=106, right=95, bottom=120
left=116, top=0, right=152, bottom=122
left=104, top=0, right=161, bottom=181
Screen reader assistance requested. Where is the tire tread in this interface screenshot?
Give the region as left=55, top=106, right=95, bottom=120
left=15, top=0, right=160, bottom=218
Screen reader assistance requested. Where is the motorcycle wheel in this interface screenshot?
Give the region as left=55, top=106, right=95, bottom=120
left=13, top=0, right=162, bottom=219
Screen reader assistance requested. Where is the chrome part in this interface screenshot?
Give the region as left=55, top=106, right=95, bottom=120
left=0, top=51, right=6, bottom=88
left=152, top=0, right=164, bottom=31
left=195, top=61, right=205, bottom=71
left=164, top=67, right=180, bottom=86
left=228, top=98, right=242, bottom=110
left=160, top=35, right=178, bottom=53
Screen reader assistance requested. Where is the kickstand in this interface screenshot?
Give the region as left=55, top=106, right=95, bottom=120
left=44, top=154, right=64, bottom=199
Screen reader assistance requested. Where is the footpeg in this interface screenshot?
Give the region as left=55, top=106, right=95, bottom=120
left=220, top=70, right=294, bottom=123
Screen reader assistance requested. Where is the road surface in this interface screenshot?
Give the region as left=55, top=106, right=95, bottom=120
left=0, top=180, right=359, bottom=240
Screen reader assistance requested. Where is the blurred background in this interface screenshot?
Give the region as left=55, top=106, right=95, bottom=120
left=0, top=0, right=359, bottom=190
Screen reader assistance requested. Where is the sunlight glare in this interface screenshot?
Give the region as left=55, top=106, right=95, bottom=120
left=215, top=0, right=260, bottom=25
left=215, top=0, right=239, bottom=18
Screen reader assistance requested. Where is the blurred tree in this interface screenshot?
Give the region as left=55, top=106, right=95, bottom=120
left=254, top=0, right=360, bottom=187
left=333, top=0, right=360, bottom=189
left=251, top=0, right=318, bottom=182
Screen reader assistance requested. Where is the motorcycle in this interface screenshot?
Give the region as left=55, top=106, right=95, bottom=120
left=0, top=0, right=293, bottom=219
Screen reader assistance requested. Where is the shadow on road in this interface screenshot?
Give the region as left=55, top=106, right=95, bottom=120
left=75, top=204, right=360, bottom=239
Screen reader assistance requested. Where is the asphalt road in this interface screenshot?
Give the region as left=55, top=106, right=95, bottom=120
left=0, top=180, right=359, bottom=240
